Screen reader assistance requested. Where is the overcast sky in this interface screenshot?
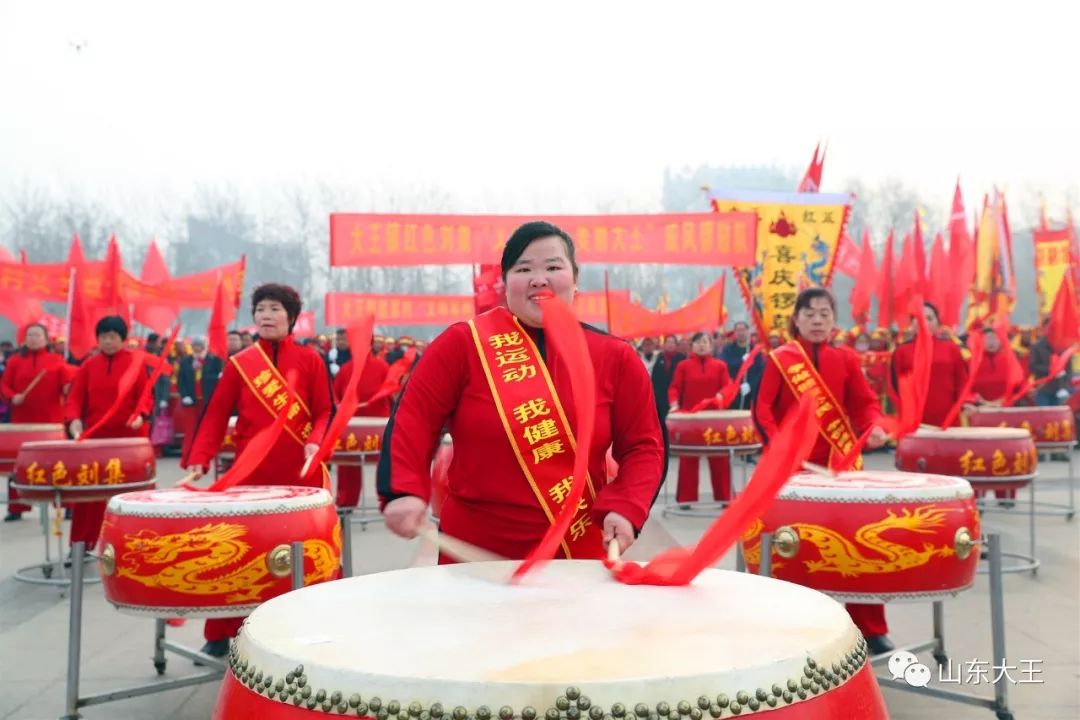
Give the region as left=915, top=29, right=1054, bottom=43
left=2, top=0, right=1077, bottom=219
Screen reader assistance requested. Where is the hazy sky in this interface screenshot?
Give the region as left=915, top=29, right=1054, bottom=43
left=2, top=0, right=1078, bottom=219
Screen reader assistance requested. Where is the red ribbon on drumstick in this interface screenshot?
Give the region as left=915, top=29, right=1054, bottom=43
left=511, top=292, right=596, bottom=581
left=300, top=315, right=375, bottom=483
left=604, top=392, right=818, bottom=586
left=79, top=350, right=153, bottom=441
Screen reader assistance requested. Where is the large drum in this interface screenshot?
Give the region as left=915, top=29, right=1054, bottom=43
left=98, top=485, right=341, bottom=617
left=0, top=423, right=66, bottom=474
left=331, top=417, right=388, bottom=465
left=666, top=410, right=760, bottom=455
left=11, top=437, right=156, bottom=503
left=742, top=471, right=980, bottom=602
left=967, top=405, right=1076, bottom=447
left=895, top=427, right=1037, bottom=493
left=214, top=561, right=887, bottom=719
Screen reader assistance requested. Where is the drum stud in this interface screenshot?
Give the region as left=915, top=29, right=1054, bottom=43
left=287, top=685, right=297, bottom=697
left=411, top=702, right=425, bottom=716
left=255, top=671, right=263, bottom=684
left=655, top=702, right=670, bottom=716
left=805, top=658, right=817, bottom=670
left=264, top=674, right=274, bottom=687
left=567, top=706, right=581, bottom=720
left=785, top=679, right=797, bottom=693
left=727, top=703, right=741, bottom=716
left=799, top=677, right=810, bottom=690
left=430, top=703, right=444, bottom=717
left=734, top=692, right=749, bottom=706
left=286, top=672, right=295, bottom=684
left=296, top=664, right=305, bottom=676
left=274, top=679, right=284, bottom=692
left=576, top=696, right=591, bottom=711
left=278, top=691, right=288, bottom=702
left=714, top=695, right=729, bottom=709
left=764, top=696, right=777, bottom=709
left=810, top=682, right=820, bottom=695
left=771, top=527, right=800, bottom=559
left=266, top=544, right=293, bottom=578
left=802, top=667, right=812, bottom=679
left=377, top=710, right=389, bottom=720
left=517, top=708, right=533, bottom=720
left=566, top=687, right=581, bottom=701
left=99, top=544, right=116, bottom=575
left=297, top=676, right=308, bottom=689
left=545, top=708, right=560, bottom=720
left=338, top=703, right=350, bottom=714
left=796, top=688, right=806, bottom=701
left=781, top=690, right=793, bottom=704
left=754, top=689, right=768, bottom=703
left=687, top=709, right=700, bottom=720
left=388, top=700, right=402, bottom=715
left=355, top=703, right=368, bottom=716
left=706, top=704, right=721, bottom=718
left=307, top=699, right=318, bottom=711
left=419, top=711, right=429, bottom=720
left=831, top=662, right=841, bottom=675
left=675, top=701, right=690, bottom=716
left=320, top=701, right=332, bottom=712
left=476, top=705, right=491, bottom=720
left=634, top=703, right=650, bottom=718
left=301, top=687, right=312, bottom=700
left=331, top=691, right=343, bottom=706
left=745, top=699, right=759, bottom=712
left=316, top=689, right=328, bottom=703
left=556, top=697, right=570, bottom=712
left=499, top=705, right=514, bottom=720
left=453, top=706, right=468, bottom=720
left=769, top=684, right=782, bottom=698
left=292, top=697, right=303, bottom=707
left=369, top=697, right=383, bottom=712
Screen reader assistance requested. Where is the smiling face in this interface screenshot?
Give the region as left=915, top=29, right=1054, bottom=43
left=503, top=236, right=577, bottom=328
left=254, top=300, right=291, bottom=341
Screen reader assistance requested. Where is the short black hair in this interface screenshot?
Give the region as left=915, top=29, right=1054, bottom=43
left=923, top=301, right=941, bottom=324
left=239, top=331, right=253, bottom=339
left=691, top=331, right=711, bottom=344
left=789, top=288, right=836, bottom=338
left=147, top=333, right=161, bottom=344
left=335, top=328, right=347, bottom=336
left=500, top=221, right=579, bottom=280
left=227, top=330, right=242, bottom=338
left=251, top=283, right=302, bottom=332
left=733, top=321, right=750, bottom=330
left=95, top=315, right=128, bottom=341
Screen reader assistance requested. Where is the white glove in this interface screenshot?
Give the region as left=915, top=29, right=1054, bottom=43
left=330, top=363, right=340, bottom=375
left=181, top=396, right=194, bottom=406
left=1056, top=388, right=1069, bottom=400
left=158, top=400, right=168, bottom=409
left=740, top=382, right=751, bottom=396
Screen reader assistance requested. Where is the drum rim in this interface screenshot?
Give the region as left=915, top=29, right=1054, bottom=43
left=18, top=437, right=154, bottom=449
left=909, top=426, right=1032, bottom=440
left=781, top=470, right=975, bottom=500
left=105, top=485, right=334, bottom=516
left=968, top=406, right=1073, bottom=416
left=0, top=423, right=66, bottom=433
left=666, top=410, right=753, bottom=419
left=10, top=478, right=156, bottom=497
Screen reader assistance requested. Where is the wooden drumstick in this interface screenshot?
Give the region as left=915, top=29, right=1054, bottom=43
left=300, top=454, right=315, bottom=479
left=415, top=526, right=505, bottom=563
left=177, top=470, right=202, bottom=488
left=802, top=461, right=837, bottom=478
left=607, top=539, right=621, bottom=563
left=21, top=370, right=47, bottom=397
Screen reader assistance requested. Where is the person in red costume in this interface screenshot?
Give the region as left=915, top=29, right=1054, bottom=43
left=333, top=347, right=390, bottom=508
left=892, top=302, right=968, bottom=427
left=754, top=288, right=893, bottom=656
left=64, top=316, right=151, bottom=548
left=2, top=323, right=69, bottom=521
left=668, top=332, right=733, bottom=504
left=379, top=221, right=664, bottom=561
left=966, top=326, right=1024, bottom=503
left=184, top=283, right=335, bottom=659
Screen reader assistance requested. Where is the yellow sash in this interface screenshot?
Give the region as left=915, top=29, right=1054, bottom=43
left=771, top=341, right=863, bottom=470
left=231, top=344, right=315, bottom=449
left=468, top=308, right=603, bottom=559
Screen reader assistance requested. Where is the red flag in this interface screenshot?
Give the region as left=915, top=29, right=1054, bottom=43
left=849, top=230, right=877, bottom=325
left=67, top=269, right=95, bottom=360
left=912, top=211, right=927, bottom=296
left=833, top=230, right=861, bottom=278
left=0, top=246, right=44, bottom=329
left=134, top=240, right=179, bottom=334
left=796, top=142, right=826, bottom=193
left=1047, top=274, right=1080, bottom=352
left=926, top=232, right=949, bottom=312
left=103, top=235, right=124, bottom=315
left=876, top=231, right=895, bottom=329
left=68, top=234, right=87, bottom=266
left=945, top=180, right=972, bottom=327
left=206, top=276, right=232, bottom=359
left=894, top=234, right=919, bottom=331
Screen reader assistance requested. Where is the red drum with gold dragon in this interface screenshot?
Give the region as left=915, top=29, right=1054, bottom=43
left=97, top=485, right=341, bottom=617
left=12, top=437, right=156, bottom=503
left=895, top=427, right=1036, bottom=493
left=742, top=471, right=980, bottom=602
left=666, top=410, right=760, bottom=455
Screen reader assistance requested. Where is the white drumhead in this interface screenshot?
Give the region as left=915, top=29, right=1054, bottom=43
left=346, top=417, right=389, bottom=429
left=0, top=423, right=65, bottom=433
left=232, top=561, right=864, bottom=710
left=779, top=471, right=973, bottom=502
left=106, top=485, right=333, bottom=517
left=911, top=426, right=1029, bottom=440
left=667, top=410, right=752, bottom=421
left=968, top=406, right=1070, bottom=417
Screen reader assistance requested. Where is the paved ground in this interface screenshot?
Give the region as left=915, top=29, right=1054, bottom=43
left=1, top=450, right=1077, bottom=719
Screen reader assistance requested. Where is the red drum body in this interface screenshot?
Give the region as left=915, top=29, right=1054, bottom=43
left=666, top=410, right=760, bottom=455
left=895, top=427, right=1037, bottom=492
left=967, top=405, right=1076, bottom=447
left=215, top=562, right=887, bottom=720
left=331, top=417, right=388, bottom=465
left=742, top=471, right=980, bottom=602
left=98, top=486, right=341, bottom=617
left=12, top=438, right=156, bottom=503
left=430, top=435, right=452, bottom=519
left=0, top=423, right=65, bottom=474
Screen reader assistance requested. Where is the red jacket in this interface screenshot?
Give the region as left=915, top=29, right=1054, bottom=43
left=378, top=320, right=664, bottom=559
left=0, top=349, right=68, bottom=423
left=893, top=337, right=968, bottom=426
left=334, top=355, right=391, bottom=417
left=972, top=349, right=1019, bottom=403
left=185, top=336, right=335, bottom=483
left=64, top=349, right=151, bottom=438
left=668, top=354, right=732, bottom=409
left=755, top=338, right=882, bottom=466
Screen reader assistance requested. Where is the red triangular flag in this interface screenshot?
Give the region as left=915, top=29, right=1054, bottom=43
left=797, top=142, right=825, bottom=193
left=912, top=211, right=927, bottom=296
left=68, top=234, right=87, bottom=266
left=135, top=240, right=180, bottom=334
left=103, top=235, right=124, bottom=316
left=207, top=276, right=232, bottom=359
left=893, top=234, right=919, bottom=331
left=945, top=180, right=972, bottom=327
left=926, top=232, right=949, bottom=314
left=66, top=270, right=95, bottom=361
left=876, top=231, right=895, bottom=328
left=1048, top=275, right=1080, bottom=352
left=850, top=230, right=877, bottom=325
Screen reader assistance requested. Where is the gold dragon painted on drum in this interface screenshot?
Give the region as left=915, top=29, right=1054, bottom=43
left=742, top=505, right=964, bottom=576
left=116, top=522, right=341, bottom=603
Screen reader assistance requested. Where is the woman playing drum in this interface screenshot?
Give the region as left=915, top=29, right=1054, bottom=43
left=333, top=346, right=390, bottom=507
left=378, top=221, right=664, bottom=560
left=667, top=332, right=734, bottom=504
left=753, top=288, right=893, bottom=655
left=184, top=283, right=335, bottom=657
left=892, top=302, right=968, bottom=427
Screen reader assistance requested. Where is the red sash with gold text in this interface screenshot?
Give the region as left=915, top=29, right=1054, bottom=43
left=771, top=342, right=863, bottom=470
left=469, top=308, right=604, bottom=559
left=231, top=345, right=315, bottom=449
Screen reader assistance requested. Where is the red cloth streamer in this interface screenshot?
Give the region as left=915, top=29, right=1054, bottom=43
left=688, top=345, right=763, bottom=412
left=199, top=369, right=299, bottom=492
left=832, top=425, right=875, bottom=472
left=127, top=325, right=181, bottom=426
left=301, top=316, right=375, bottom=482
left=881, top=297, right=934, bottom=439
left=1004, top=346, right=1076, bottom=406
left=939, top=328, right=985, bottom=429
left=511, top=294, right=596, bottom=581
left=79, top=351, right=149, bottom=440
left=360, top=347, right=418, bottom=408
left=605, top=393, right=818, bottom=586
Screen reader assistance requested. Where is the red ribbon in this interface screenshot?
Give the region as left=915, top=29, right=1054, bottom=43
left=80, top=350, right=149, bottom=441
left=687, top=344, right=763, bottom=412
left=127, top=325, right=181, bottom=426
left=360, top=347, right=417, bottom=408
left=301, top=316, right=375, bottom=482
left=511, top=294, right=596, bottom=581
left=940, top=326, right=984, bottom=429
left=604, top=393, right=818, bottom=586
left=1003, top=346, right=1076, bottom=407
